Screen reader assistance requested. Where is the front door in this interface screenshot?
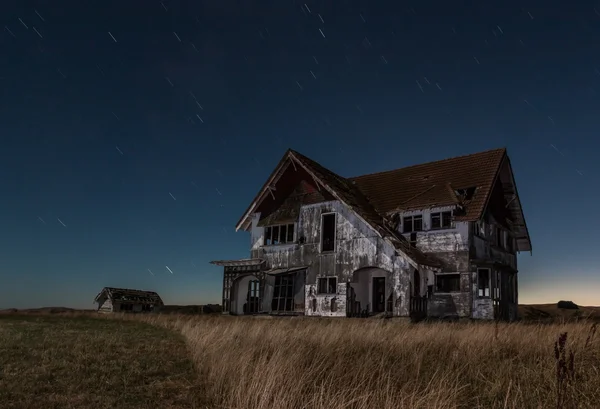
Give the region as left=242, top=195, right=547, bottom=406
left=373, top=277, right=386, bottom=313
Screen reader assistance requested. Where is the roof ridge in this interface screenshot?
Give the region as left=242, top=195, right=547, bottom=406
left=348, top=147, right=507, bottom=180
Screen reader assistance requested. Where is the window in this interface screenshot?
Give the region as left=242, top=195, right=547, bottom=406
left=494, top=271, right=501, bottom=300
left=264, top=223, right=295, bottom=245
left=141, top=304, right=153, bottom=312
left=431, top=211, right=453, bottom=230
left=475, top=220, right=486, bottom=237
left=435, top=273, right=461, bottom=293
left=120, top=303, right=133, bottom=311
left=272, top=275, right=295, bottom=312
left=506, top=234, right=514, bottom=252
left=496, top=227, right=503, bottom=248
left=246, top=280, right=260, bottom=314
left=321, top=213, right=336, bottom=252
left=317, top=276, right=337, bottom=294
left=409, top=232, right=417, bottom=248
left=403, top=215, right=423, bottom=233
left=477, top=268, right=490, bottom=298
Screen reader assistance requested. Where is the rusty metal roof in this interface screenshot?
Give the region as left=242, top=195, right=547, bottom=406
left=94, top=287, right=164, bottom=305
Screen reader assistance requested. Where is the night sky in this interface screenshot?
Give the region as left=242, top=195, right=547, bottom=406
left=1, top=0, right=599, bottom=309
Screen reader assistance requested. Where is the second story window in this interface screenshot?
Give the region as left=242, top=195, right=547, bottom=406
left=264, top=223, right=295, bottom=245
left=403, top=215, right=423, bottom=233
left=431, top=211, right=453, bottom=230
left=320, top=213, right=336, bottom=252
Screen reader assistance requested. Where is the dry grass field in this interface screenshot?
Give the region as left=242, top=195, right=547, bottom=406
left=1, top=310, right=599, bottom=409
left=0, top=314, right=202, bottom=409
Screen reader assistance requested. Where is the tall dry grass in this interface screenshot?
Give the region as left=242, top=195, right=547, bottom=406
left=116, top=315, right=599, bottom=409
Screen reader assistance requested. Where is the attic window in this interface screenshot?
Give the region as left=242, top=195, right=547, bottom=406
left=455, top=187, right=476, bottom=201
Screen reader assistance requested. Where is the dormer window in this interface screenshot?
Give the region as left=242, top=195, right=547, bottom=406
left=431, top=211, right=453, bottom=230
left=264, top=223, right=295, bottom=245
left=403, top=215, right=423, bottom=233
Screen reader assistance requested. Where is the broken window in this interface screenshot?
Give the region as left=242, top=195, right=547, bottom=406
left=409, top=232, right=417, bottom=248
left=141, top=304, right=153, bottom=312
left=435, top=273, right=461, bottom=293
left=272, top=275, right=295, bottom=312
left=321, top=213, right=336, bottom=252
left=403, top=215, right=423, bottom=233
left=475, top=220, right=486, bottom=237
left=120, top=303, right=133, bottom=311
left=264, top=223, right=295, bottom=245
left=454, top=187, right=476, bottom=201
left=496, top=227, right=503, bottom=248
left=318, top=276, right=337, bottom=294
left=477, top=268, right=490, bottom=298
left=431, top=211, right=453, bottom=230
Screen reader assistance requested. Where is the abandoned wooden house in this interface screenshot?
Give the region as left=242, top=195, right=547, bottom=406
left=210, top=148, right=531, bottom=321
left=94, top=287, right=164, bottom=313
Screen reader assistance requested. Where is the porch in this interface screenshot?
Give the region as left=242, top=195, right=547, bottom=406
left=210, top=258, right=307, bottom=316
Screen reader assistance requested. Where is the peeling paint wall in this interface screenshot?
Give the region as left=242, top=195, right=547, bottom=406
left=394, top=206, right=472, bottom=318
left=230, top=274, right=260, bottom=315
left=305, top=283, right=347, bottom=317
left=251, top=200, right=413, bottom=317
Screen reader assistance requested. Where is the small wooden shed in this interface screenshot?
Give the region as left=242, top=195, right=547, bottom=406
left=94, top=287, right=164, bottom=313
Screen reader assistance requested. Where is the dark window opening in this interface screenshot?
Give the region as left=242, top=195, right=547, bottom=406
left=409, top=232, right=417, bottom=248
left=120, top=303, right=133, bottom=311
left=141, top=304, right=154, bottom=312
left=477, top=268, right=490, bottom=298
left=318, top=276, right=337, bottom=294
left=506, top=235, right=514, bottom=252
left=321, top=213, right=336, bottom=252
left=264, top=223, right=295, bottom=245
left=454, top=187, right=476, bottom=201
left=496, top=227, right=503, bottom=248
left=435, top=274, right=461, bottom=293
left=403, top=215, right=423, bottom=233
left=494, top=271, right=501, bottom=300
left=431, top=211, right=453, bottom=230
left=246, top=279, right=260, bottom=314
left=475, top=220, right=486, bottom=237
left=272, top=275, right=295, bottom=312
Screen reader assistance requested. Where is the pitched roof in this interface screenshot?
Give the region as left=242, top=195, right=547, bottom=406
left=94, top=287, right=164, bottom=305
left=288, top=150, right=444, bottom=268
left=349, top=148, right=507, bottom=220
left=235, top=147, right=526, bottom=269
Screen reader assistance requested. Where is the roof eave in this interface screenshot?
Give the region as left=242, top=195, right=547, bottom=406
left=504, top=155, right=532, bottom=252
left=235, top=151, right=293, bottom=232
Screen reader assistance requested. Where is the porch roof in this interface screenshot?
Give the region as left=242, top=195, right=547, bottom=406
left=209, top=258, right=265, bottom=267
left=266, top=266, right=309, bottom=276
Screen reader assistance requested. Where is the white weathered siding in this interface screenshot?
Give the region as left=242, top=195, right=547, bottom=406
left=252, top=200, right=414, bottom=317
left=97, top=298, right=113, bottom=313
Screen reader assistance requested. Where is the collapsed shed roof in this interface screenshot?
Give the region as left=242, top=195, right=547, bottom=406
left=94, top=287, right=164, bottom=305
